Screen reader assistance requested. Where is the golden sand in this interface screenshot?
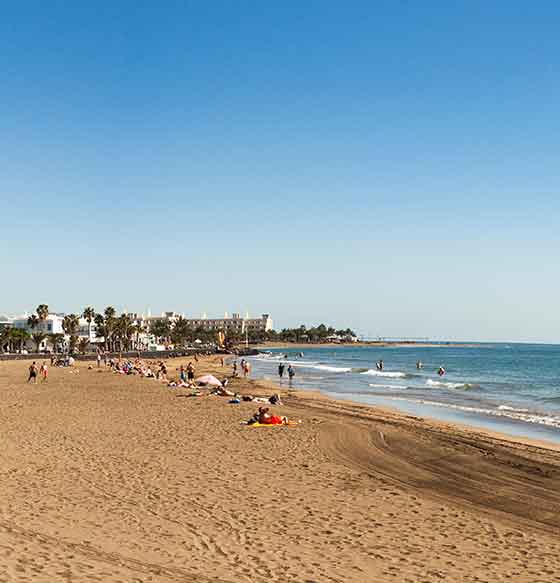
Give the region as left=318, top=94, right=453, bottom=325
left=1, top=355, right=559, bottom=582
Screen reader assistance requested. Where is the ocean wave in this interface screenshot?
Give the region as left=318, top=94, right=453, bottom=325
left=538, top=396, right=560, bottom=404
left=386, top=397, right=560, bottom=429
left=361, top=370, right=409, bottom=378
left=312, top=365, right=352, bottom=373
left=426, top=379, right=479, bottom=390
left=368, top=383, right=406, bottom=390
left=498, top=405, right=530, bottom=412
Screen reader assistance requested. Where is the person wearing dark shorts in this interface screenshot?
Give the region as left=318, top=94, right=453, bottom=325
left=187, top=362, right=195, bottom=382
left=27, top=362, right=38, bottom=384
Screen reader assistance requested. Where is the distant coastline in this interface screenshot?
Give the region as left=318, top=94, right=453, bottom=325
left=253, top=341, right=483, bottom=349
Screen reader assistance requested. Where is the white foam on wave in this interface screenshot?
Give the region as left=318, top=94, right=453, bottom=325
left=369, top=383, right=405, bottom=390
left=386, top=397, right=560, bottom=429
left=313, top=365, right=352, bottom=373
left=285, top=362, right=351, bottom=373
left=252, top=356, right=351, bottom=373
left=498, top=405, right=530, bottom=413
left=426, top=379, right=470, bottom=390
left=361, top=369, right=408, bottom=378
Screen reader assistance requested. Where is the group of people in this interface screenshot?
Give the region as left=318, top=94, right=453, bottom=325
left=278, top=362, right=296, bottom=383
left=232, top=359, right=251, bottom=378
left=378, top=359, right=446, bottom=376
left=105, top=357, right=201, bottom=386
left=105, top=353, right=290, bottom=422
left=50, top=354, right=75, bottom=367
left=27, top=361, right=48, bottom=383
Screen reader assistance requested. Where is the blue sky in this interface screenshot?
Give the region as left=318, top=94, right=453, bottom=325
left=1, top=1, right=559, bottom=342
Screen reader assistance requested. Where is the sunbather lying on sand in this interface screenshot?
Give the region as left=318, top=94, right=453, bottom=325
left=211, top=385, right=235, bottom=396
left=248, top=407, right=288, bottom=425
left=241, top=393, right=283, bottom=405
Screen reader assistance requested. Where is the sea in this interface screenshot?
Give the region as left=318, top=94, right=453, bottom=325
left=246, top=344, right=560, bottom=444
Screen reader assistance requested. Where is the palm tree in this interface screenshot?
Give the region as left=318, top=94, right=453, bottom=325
left=49, top=333, right=64, bottom=353
left=170, top=316, right=190, bottom=347
left=93, top=313, right=108, bottom=350
left=77, top=337, right=89, bottom=354
left=103, top=306, right=116, bottom=351
left=115, top=314, right=134, bottom=351
left=150, top=320, right=170, bottom=344
left=131, top=323, right=146, bottom=350
left=37, top=304, right=49, bottom=322
left=31, top=332, right=47, bottom=352
left=0, top=327, right=11, bottom=353
left=83, top=306, right=95, bottom=340
left=62, top=314, right=80, bottom=354
left=104, top=306, right=116, bottom=320
left=27, top=314, right=40, bottom=330
left=13, top=328, right=30, bottom=352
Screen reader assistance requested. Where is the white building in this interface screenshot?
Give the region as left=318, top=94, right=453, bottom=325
left=12, top=313, right=65, bottom=335
left=0, top=314, right=13, bottom=333
left=186, top=313, right=273, bottom=335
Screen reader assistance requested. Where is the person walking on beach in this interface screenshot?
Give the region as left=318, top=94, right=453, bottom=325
left=278, top=363, right=285, bottom=380
left=179, top=365, right=187, bottom=384
left=97, top=350, right=102, bottom=368
left=40, top=361, right=48, bottom=383
left=243, top=360, right=250, bottom=377
left=232, top=361, right=238, bottom=377
left=27, top=362, right=38, bottom=384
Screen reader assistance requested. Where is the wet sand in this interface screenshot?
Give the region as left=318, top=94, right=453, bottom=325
left=1, top=355, right=560, bottom=582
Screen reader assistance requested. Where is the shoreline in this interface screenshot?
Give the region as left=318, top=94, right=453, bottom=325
left=246, top=345, right=560, bottom=447
left=2, top=354, right=560, bottom=581
left=245, top=366, right=560, bottom=452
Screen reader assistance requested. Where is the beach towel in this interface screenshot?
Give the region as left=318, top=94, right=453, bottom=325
left=243, top=421, right=300, bottom=427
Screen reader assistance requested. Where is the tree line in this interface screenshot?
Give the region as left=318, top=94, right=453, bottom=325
left=0, top=305, right=357, bottom=354
left=261, top=324, right=356, bottom=344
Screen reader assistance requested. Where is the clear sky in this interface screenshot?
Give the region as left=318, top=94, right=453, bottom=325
left=1, top=1, right=559, bottom=342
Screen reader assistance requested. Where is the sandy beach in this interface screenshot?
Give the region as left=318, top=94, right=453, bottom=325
left=1, top=355, right=560, bottom=582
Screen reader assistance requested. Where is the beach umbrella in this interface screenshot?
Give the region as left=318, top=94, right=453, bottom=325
left=195, top=374, right=223, bottom=387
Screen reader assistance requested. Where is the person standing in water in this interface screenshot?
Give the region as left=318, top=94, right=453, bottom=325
left=287, top=365, right=295, bottom=385
left=376, top=359, right=384, bottom=371
left=416, top=360, right=423, bottom=369
left=278, top=363, right=285, bottom=380
left=437, top=366, right=446, bottom=376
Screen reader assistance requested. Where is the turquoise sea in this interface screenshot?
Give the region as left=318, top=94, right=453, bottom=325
left=247, top=344, right=560, bottom=443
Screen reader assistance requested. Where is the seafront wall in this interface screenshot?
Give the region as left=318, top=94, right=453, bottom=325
left=0, top=348, right=219, bottom=362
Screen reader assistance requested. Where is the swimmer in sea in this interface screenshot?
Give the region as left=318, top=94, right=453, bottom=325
left=437, top=366, right=446, bottom=376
